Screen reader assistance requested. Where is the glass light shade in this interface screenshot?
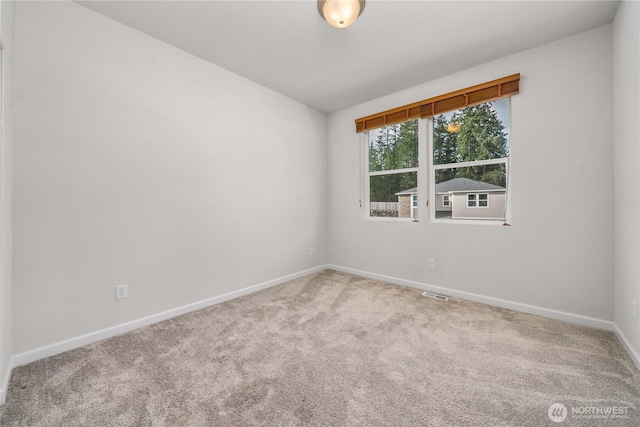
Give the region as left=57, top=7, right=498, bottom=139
left=319, top=0, right=365, bottom=29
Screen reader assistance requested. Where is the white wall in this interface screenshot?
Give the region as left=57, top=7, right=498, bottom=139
left=328, top=25, right=614, bottom=324
left=613, top=0, right=640, bottom=361
left=0, top=0, right=14, bottom=404
left=4, top=0, right=637, bottom=387
left=12, top=1, right=327, bottom=355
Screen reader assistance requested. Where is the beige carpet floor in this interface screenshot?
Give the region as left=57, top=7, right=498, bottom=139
left=1, top=269, right=639, bottom=426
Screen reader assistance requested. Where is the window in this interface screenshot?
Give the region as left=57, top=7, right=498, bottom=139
left=364, top=100, right=510, bottom=222
left=431, top=98, right=510, bottom=221
left=367, top=119, right=418, bottom=218
left=357, top=75, right=517, bottom=224
left=467, top=193, right=489, bottom=208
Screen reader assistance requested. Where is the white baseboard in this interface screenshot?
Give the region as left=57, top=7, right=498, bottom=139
left=11, top=265, right=329, bottom=370
left=4, top=263, right=637, bottom=405
left=328, top=264, right=615, bottom=331
left=0, top=356, right=12, bottom=404
left=614, top=324, right=640, bottom=370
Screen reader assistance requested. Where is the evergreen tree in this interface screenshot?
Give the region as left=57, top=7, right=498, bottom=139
left=433, top=114, right=458, bottom=181
left=432, top=102, right=508, bottom=186
left=369, top=120, right=418, bottom=203
left=368, top=102, right=508, bottom=217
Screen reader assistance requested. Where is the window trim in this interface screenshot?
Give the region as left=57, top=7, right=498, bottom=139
left=467, top=193, right=489, bottom=208
left=364, top=120, right=423, bottom=221
left=442, top=194, right=450, bottom=207
left=428, top=99, right=511, bottom=225
left=361, top=102, right=511, bottom=225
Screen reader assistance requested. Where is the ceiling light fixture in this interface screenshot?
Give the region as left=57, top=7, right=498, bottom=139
left=318, top=0, right=366, bottom=29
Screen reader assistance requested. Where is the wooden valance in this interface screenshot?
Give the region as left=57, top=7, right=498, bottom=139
left=355, top=74, right=520, bottom=133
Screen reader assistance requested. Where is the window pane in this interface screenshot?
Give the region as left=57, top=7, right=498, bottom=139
left=435, top=163, right=507, bottom=188
left=435, top=164, right=506, bottom=220
left=369, top=119, right=418, bottom=172
left=433, top=98, right=510, bottom=165
left=370, top=172, right=417, bottom=218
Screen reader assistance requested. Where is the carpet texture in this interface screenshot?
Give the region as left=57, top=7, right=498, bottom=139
left=1, top=270, right=639, bottom=426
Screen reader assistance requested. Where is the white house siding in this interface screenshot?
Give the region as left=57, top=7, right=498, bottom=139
left=435, top=194, right=453, bottom=212
left=451, top=192, right=506, bottom=220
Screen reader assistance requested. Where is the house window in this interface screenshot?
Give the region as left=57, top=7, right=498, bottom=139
left=364, top=100, right=510, bottom=222
left=411, top=194, right=419, bottom=220
left=367, top=119, right=419, bottom=218
left=357, top=75, right=517, bottom=225
left=467, top=193, right=489, bottom=208
left=431, top=98, right=510, bottom=221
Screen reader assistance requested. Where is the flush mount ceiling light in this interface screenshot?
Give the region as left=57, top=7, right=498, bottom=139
left=318, top=0, right=366, bottom=29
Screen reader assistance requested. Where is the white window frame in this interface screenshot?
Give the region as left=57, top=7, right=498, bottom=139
left=411, top=194, right=418, bottom=220
left=363, top=119, right=427, bottom=221
left=478, top=193, right=489, bottom=208
left=430, top=158, right=509, bottom=224
left=427, top=100, right=511, bottom=225
left=467, top=193, right=489, bottom=208
left=361, top=99, right=511, bottom=225
left=442, top=194, right=450, bottom=207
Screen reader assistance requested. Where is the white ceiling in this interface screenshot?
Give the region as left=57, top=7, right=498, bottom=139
left=77, top=0, right=620, bottom=113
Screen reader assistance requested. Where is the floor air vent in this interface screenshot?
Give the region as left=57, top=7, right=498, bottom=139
left=422, top=291, right=449, bottom=301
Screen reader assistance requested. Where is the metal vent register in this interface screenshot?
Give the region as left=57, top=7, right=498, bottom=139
left=422, top=291, right=449, bottom=301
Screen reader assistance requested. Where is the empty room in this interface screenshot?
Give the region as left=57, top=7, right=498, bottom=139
left=0, top=0, right=639, bottom=425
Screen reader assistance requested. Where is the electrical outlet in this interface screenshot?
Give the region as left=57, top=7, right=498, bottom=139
left=116, top=284, right=128, bottom=300
left=428, top=258, right=436, bottom=269
left=309, top=247, right=314, bottom=256
left=633, top=301, right=637, bottom=321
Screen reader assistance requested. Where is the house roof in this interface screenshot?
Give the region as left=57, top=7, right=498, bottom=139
left=395, top=187, right=417, bottom=196
left=396, top=178, right=504, bottom=196
left=436, top=178, right=504, bottom=193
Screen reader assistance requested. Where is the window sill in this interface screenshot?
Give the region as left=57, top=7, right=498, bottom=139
left=366, top=216, right=420, bottom=222
left=432, top=218, right=510, bottom=226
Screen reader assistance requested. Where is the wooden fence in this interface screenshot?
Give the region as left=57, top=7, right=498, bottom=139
left=370, top=202, right=398, bottom=212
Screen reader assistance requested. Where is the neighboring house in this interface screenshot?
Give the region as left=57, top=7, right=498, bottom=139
left=396, top=178, right=506, bottom=220
left=395, top=187, right=418, bottom=219
left=436, top=178, right=505, bottom=220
